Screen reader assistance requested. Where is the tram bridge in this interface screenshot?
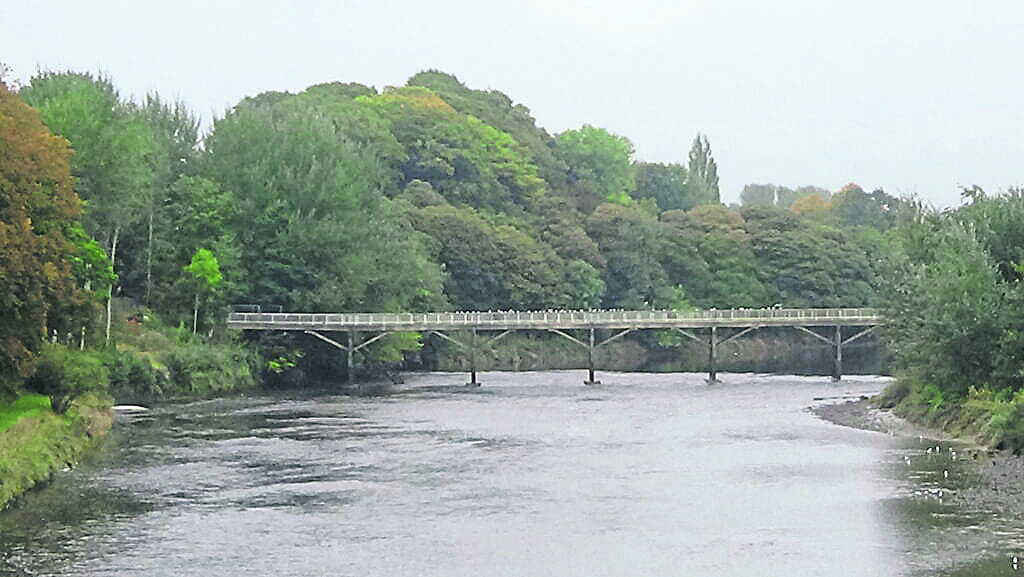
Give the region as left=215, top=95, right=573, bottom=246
left=226, top=308, right=880, bottom=385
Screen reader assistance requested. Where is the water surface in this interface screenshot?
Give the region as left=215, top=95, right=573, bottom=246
left=2, top=372, right=1023, bottom=576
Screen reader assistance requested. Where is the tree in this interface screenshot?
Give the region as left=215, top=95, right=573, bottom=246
left=20, top=71, right=154, bottom=344
left=202, top=94, right=444, bottom=315
left=634, top=162, right=691, bottom=211
left=830, top=183, right=901, bottom=230
left=555, top=124, right=636, bottom=211
left=184, top=248, right=222, bottom=334
left=124, top=92, right=201, bottom=306
left=406, top=70, right=570, bottom=196
left=360, top=86, right=546, bottom=213
left=881, top=214, right=1005, bottom=400
left=0, top=82, right=90, bottom=386
left=682, top=205, right=767, bottom=307
left=686, top=133, right=720, bottom=205
left=412, top=204, right=567, bottom=310
left=585, top=204, right=672, bottom=309
left=740, top=184, right=776, bottom=207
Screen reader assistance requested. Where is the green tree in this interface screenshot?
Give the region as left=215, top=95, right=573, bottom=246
left=121, top=92, right=201, bottom=306
left=585, top=204, right=672, bottom=309
left=0, top=82, right=91, bottom=388
left=184, top=248, right=222, bottom=334
left=831, top=183, right=901, bottom=230
left=202, top=94, right=444, bottom=314
left=555, top=124, right=636, bottom=211
left=686, top=133, right=720, bottom=205
left=682, top=205, right=767, bottom=307
left=740, top=184, right=776, bottom=207
left=20, top=71, right=154, bottom=344
left=881, top=213, right=1005, bottom=400
left=413, top=204, right=567, bottom=310
left=407, top=70, right=570, bottom=196
left=634, top=162, right=691, bottom=211
left=360, top=86, right=546, bottom=212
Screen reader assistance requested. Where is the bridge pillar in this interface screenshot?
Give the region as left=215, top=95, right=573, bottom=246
left=347, top=331, right=356, bottom=387
left=586, top=328, right=599, bottom=385
left=832, top=325, right=842, bottom=381
left=468, top=329, right=479, bottom=386
left=708, top=326, right=718, bottom=383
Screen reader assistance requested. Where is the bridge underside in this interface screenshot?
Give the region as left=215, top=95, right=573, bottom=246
left=298, top=323, right=876, bottom=386
left=227, top=309, right=879, bottom=385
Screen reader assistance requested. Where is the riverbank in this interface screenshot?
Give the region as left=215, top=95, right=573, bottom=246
left=812, top=397, right=1024, bottom=520
left=0, top=393, right=112, bottom=510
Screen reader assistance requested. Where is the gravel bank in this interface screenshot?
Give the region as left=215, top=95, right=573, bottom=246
left=812, top=398, right=1024, bottom=520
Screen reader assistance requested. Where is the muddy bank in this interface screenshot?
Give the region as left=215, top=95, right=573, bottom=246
left=813, top=397, right=1024, bottom=520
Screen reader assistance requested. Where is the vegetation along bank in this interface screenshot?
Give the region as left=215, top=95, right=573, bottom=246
left=3, top=63, right=1023, bottom=504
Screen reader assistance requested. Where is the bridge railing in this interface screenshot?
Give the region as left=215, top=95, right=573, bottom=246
left=226, top=308, right=879, bottom=329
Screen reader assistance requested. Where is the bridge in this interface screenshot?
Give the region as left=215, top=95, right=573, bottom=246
left=226, top=308, right=881, bottom=385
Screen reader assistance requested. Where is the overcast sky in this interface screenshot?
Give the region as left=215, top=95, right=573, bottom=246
left=6, top=0, right=1024, bottom=207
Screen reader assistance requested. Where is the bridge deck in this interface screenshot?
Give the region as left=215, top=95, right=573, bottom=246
left=226, top=308, right=879, bottom=332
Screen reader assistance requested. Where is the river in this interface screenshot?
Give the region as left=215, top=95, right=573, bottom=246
left=2, top=371, right=1024, bottom=576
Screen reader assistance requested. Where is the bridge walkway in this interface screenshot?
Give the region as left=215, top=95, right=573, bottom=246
left=226, top=308, right=880, bottom=385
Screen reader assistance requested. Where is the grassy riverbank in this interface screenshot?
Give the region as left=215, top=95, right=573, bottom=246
left=0, top=392, right=112, bottom=510
left=876, top=380, right=1024, bottom=452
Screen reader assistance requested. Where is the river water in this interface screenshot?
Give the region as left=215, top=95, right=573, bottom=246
left=3, top=371, right=1024, bottom=576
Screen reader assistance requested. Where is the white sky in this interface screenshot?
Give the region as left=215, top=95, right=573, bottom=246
left=6, top=0, right=1024, bottom=207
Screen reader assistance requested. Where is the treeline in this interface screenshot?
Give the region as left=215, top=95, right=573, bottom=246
left=2, top=67, right=904, bottom=394
left=878, top=188, right=1024, bottom=451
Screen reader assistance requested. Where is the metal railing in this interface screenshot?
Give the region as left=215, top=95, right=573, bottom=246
left=226, top=308, right=880, bottom=331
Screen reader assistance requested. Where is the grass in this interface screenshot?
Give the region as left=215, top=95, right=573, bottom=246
left=0, top=394, right=52, bottom=433
left=0, top=392, right=111, bottom=510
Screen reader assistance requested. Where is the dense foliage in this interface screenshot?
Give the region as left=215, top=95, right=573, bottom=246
left=878, top=190, right=1024, bottom=450
left=4, top=67, right=915, bottom=389
left=0, top=80, right=104, bottom=396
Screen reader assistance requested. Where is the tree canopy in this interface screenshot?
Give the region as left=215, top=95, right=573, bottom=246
left=0, top=82, right=94, bottom=385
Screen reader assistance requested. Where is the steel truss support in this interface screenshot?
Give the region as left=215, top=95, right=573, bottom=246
left=672, top=325, right=762, bottom=383
left=547, top=327, right=635, bottom=385
left=305, top=329, right=393, bottom=386
left=429, top=329, right=515, bottom=386
left=793, top=325, right=875, bottom=381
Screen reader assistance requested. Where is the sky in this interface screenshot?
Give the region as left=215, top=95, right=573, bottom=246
left=5, top=0, right=1024, bottom=208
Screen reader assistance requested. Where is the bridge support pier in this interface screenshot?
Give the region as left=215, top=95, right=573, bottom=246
left=303, top=329, right=392, bottom=387
left=708, top=327, right=718, bottom=383
left=587, top=328, right=598, bottom=385
left=673, top=325, right=760, bottom=384
left=548, top=327, right=632, bottom=385
left=348, top=331, right=355, bottom=387
left=469, top=329, right=478, bottom=387
left=793, top=324, right=876, bottom=381
left=833, top=325, right=842, bottom=382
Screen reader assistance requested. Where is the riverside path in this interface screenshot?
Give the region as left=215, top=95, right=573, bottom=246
left=226, top=308, right=880, bottom=385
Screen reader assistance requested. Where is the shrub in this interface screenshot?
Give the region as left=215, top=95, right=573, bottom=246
left=920, top=383, right=947, bottom=412
left=164, top=341, right=258, bottom=397
left=24, top=344, right=108, bottom=414
left=987, top=390, right=1024, bottom=454
left=104, top=350, right=167, bottom=401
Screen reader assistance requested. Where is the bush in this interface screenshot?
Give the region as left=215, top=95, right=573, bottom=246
left=164, top=341, right=258, bottom=397
left=987, top=390, right=1024, bottom=454
left=24, top=344, right=108, bottom=414
left=920, top=383, right=947, bottom=412
left=104, top=350, right=168, bottom=401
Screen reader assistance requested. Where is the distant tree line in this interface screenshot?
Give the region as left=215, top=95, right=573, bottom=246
left=2, top=67, right=914, bottom=389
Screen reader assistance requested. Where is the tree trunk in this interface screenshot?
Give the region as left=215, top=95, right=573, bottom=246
left=193, top=290, right=199, bottom=334
left=105, top=227, right=119, bottom=346
left=145, top=208, right=153, bottom=306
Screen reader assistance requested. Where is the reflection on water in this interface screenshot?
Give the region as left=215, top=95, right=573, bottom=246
left=1, top=372, right=1023, bottom=576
